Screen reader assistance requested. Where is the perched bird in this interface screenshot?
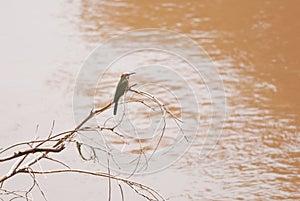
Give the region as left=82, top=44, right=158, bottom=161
left=113, top=72, right=135, bottom=115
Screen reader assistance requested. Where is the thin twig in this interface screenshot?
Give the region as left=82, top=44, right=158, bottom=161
left=118, top=182, right=125, bottom=201
left=44, top=156, right=71, bottom=169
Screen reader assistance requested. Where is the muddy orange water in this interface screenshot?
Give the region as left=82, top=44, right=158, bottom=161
left=0, top=0, right=299, bottom=200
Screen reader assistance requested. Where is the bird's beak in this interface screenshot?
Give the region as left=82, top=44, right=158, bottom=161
left=128, top=72, right=136, bottom=76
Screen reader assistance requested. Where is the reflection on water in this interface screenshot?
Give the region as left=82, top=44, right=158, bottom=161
left=1, top=0, right=299, bottom=200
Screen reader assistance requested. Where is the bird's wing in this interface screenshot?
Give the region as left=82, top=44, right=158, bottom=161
left=113, top=79, right=128, bottom=102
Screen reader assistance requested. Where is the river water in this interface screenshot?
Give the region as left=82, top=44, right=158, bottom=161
left=0, top=0, right=299, bottom=200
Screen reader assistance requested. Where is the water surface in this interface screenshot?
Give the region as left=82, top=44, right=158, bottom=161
left=0, top=0, right=299, bottom=200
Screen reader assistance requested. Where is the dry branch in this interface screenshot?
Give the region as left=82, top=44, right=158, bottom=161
left=0, top=87, right=183, bottom=201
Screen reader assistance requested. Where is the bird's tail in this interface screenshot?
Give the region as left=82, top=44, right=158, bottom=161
left=113, top=101, right=118, bottom=115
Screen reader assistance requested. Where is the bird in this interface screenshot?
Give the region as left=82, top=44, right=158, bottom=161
left=113, top=72, right=135, bottom=115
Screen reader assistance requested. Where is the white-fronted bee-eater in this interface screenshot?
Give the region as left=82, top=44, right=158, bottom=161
left=113, top=72, right=135, bottom=115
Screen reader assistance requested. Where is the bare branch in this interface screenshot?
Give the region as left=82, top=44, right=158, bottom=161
left=0, top=145, right=65, bottom=162
left=0, top=188, right=33, bottom=201
left=19, top=169, right=165, bottom=201
left=28, top=169, right=47, bottom=201
left=0, top=86, right=185, bottom=201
